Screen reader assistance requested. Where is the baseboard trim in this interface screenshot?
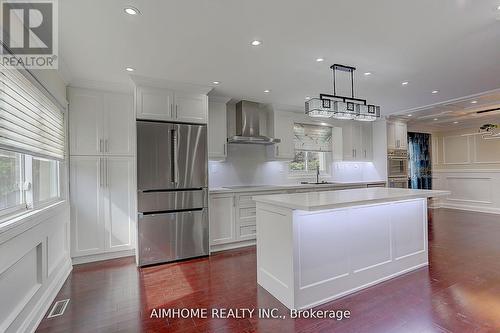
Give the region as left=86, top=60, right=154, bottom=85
left=210, top=240, right=256, bottom=253
left=439, top=203, right=500, bottom=215
left=22, top=257, right=72, bottom=333
left=72, top=249, right=136, bottom=265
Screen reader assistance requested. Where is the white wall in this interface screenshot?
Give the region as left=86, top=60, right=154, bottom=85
left=0, top=69, right=71, bottom=333
left=432, top=127, right=500, bottom=214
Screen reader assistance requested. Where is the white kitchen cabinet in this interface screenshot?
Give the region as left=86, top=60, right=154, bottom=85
left=69, top=87, right=135, bottom=156
left=209, top=194, right=236, bottom=245
left=208, top=98, right=230, bottom=160
left=135, top=85, right=208, bottom=123
left=387, top=121, right=407, bottom=150
left=68, top=89, right=103, bottom=155
left=174, top=91, right=208, bottom=123
left=361, top=122, right=373, bottom=160
left=135, top=86, right=174, bottom=121
left=268, top=111, right=294, bottom=160
left=104, top=157, right=136, bottom=251
left=70, top=156, right=104, bottom=256
left=343, top=121, right=373, bottom=161
left=70, top=156, right=135, bottom=258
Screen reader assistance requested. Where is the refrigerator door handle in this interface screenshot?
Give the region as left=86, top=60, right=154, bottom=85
left=170, top=129, right=177, bottom=184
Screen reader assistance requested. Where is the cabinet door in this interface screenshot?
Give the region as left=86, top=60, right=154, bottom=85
left=103, top=92, right=135, bottom=156
left=343, top=122, right=362, bottom=160
left=387, top=122, right=396, bottom=149
left=273, top=113, right=294, bottom=160
left=395, top=122, right=408, bottom=149
left=103, top=157, right=135, bottom=252
left=70, top=156, right=105, bottom=257
left=69, top=88, right=104, bottom=155
left=174, top=92, right=208, bottom=124
left=136, top=86, right=174, bottom=121
left=361, top=122, right=373, bottom=160
left=209, top=194, right=235, bottom=245
left=208, top=101, right=227, bottom=160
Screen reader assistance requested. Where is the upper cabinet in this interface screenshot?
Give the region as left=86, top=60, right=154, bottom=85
left=342, top=121, right=373, bottom=161
left=267, top=110, right=294, bottom=160
left=387, top=121, right=407, bottom=150
left=208, top=97, right=230, bottom=161
left=135, top=85, right=208, bottom=124
left=69, top=87, right=135, bottom=156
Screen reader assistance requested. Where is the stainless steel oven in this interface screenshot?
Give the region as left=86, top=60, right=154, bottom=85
left=387, top=149, right=408, bottom=178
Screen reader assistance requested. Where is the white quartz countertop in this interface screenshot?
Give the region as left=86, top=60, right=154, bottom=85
left=252, top=188, right=450, bottom=211
left=209, top=180, right=386, bottom=194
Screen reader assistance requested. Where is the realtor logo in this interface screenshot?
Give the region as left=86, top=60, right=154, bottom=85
left=1, top=0, right=58, bottom=68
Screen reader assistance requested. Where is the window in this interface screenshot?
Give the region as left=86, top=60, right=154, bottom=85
left=0, top=65, right=64, bottom=222
left=289, top=123, right=332, bottom=175
left=0, top=150, right=24, bottom=214
left=0, top=150, right=61, bottom=219
left=33, top=157, right=60, bottom=204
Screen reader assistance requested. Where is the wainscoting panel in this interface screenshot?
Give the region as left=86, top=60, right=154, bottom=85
left=0, top=203, right=72, bottom=333
left=433, top=170, right=500, bottom=214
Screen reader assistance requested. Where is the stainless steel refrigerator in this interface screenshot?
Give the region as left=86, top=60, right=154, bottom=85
left=137, top=120, right=208, bottom=266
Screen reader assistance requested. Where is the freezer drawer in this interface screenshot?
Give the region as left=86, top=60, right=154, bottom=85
left=138, top=208, right=208, bottom=266
left=137, top=188, right=207, bottom=213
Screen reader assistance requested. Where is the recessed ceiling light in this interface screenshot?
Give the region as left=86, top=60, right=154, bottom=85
left=470, top=100, right=478, bottom=104
left=124, top=6, right=140, bottom=15
left=364, top=72, right=372, bottom=76
left=434, top=118, right=438, bottom=121
left=401, top=81, right=409, bottom=86
left=453, top=121, right=459, bottom=124
left=251, top=40, right=262, bottom=46
left=264, top=89, right=270, bottom=93
left=407, top=114, right=412, bottom=117
left=316, top=58, right=324, bottom=62
left=213, top=81, right=220, bottom=85
left=432, top=90, right=439, bottom=94
left=125, top=67, right=134, bottom=72
left=497, top=5, right=500, bottom=10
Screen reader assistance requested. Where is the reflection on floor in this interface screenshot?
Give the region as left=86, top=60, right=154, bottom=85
left=36, top=208, right=500, bottom=332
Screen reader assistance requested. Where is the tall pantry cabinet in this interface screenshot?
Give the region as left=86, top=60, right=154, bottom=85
left=68, top=87, right=136, bottom=262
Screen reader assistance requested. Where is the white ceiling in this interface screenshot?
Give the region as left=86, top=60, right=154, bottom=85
left=399, top=89, right=500, bottom=131
left=59, top=0, right=500, bottom=114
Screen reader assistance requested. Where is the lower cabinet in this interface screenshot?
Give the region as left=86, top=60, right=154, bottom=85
left=209, top=194, right=236, bottom=245
left=70, top=156, right=136, bottom=259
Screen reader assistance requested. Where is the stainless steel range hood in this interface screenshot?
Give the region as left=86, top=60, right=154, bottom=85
left=227, top=100, right=281, bottom=145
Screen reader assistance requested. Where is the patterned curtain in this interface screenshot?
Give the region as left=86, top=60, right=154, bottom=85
left=408, top=132, right=432, bottom=189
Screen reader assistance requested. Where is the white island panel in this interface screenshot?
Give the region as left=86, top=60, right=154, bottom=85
left=255, top=189, right=444, bottom=309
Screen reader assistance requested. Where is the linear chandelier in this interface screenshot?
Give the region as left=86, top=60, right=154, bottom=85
left=305, top=64, right=381, bottom=122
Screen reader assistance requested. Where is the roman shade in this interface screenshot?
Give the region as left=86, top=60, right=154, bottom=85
left=0, top=65, right=65, bottom=160
left=293, top=123, right=332, bottom=152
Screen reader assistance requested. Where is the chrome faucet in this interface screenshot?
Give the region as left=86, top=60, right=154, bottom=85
left=316, top=165, right=320, bottom=184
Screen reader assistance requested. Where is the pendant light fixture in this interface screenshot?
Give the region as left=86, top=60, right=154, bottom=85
left=305, top=64, right=381, bottom=121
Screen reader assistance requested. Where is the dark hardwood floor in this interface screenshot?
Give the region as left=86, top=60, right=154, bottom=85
left=36, top=208, right=500, bottom=333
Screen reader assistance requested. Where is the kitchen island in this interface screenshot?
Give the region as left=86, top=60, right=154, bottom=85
left=253, top=187, right=450, bottom=310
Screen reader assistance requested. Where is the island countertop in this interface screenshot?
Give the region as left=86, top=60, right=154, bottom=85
left=253, top=187, right=450, bottom=211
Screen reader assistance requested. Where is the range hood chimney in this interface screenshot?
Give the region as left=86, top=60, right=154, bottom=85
left=227, top=101, right=281, bottom=145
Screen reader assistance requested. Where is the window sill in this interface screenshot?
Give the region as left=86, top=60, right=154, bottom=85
left=0, top=200, right=68, bottom=241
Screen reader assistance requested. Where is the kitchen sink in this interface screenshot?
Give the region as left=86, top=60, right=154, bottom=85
left=300, top=181, right=336, bottom=185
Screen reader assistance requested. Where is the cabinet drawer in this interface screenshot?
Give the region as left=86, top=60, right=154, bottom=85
left=240, top=225, right=256, bottom=237
left=237, top=194, right=255, bottom=207
left=239, top=217, right=256, bottom=227
left=239, top=207, right=256, bottom=218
